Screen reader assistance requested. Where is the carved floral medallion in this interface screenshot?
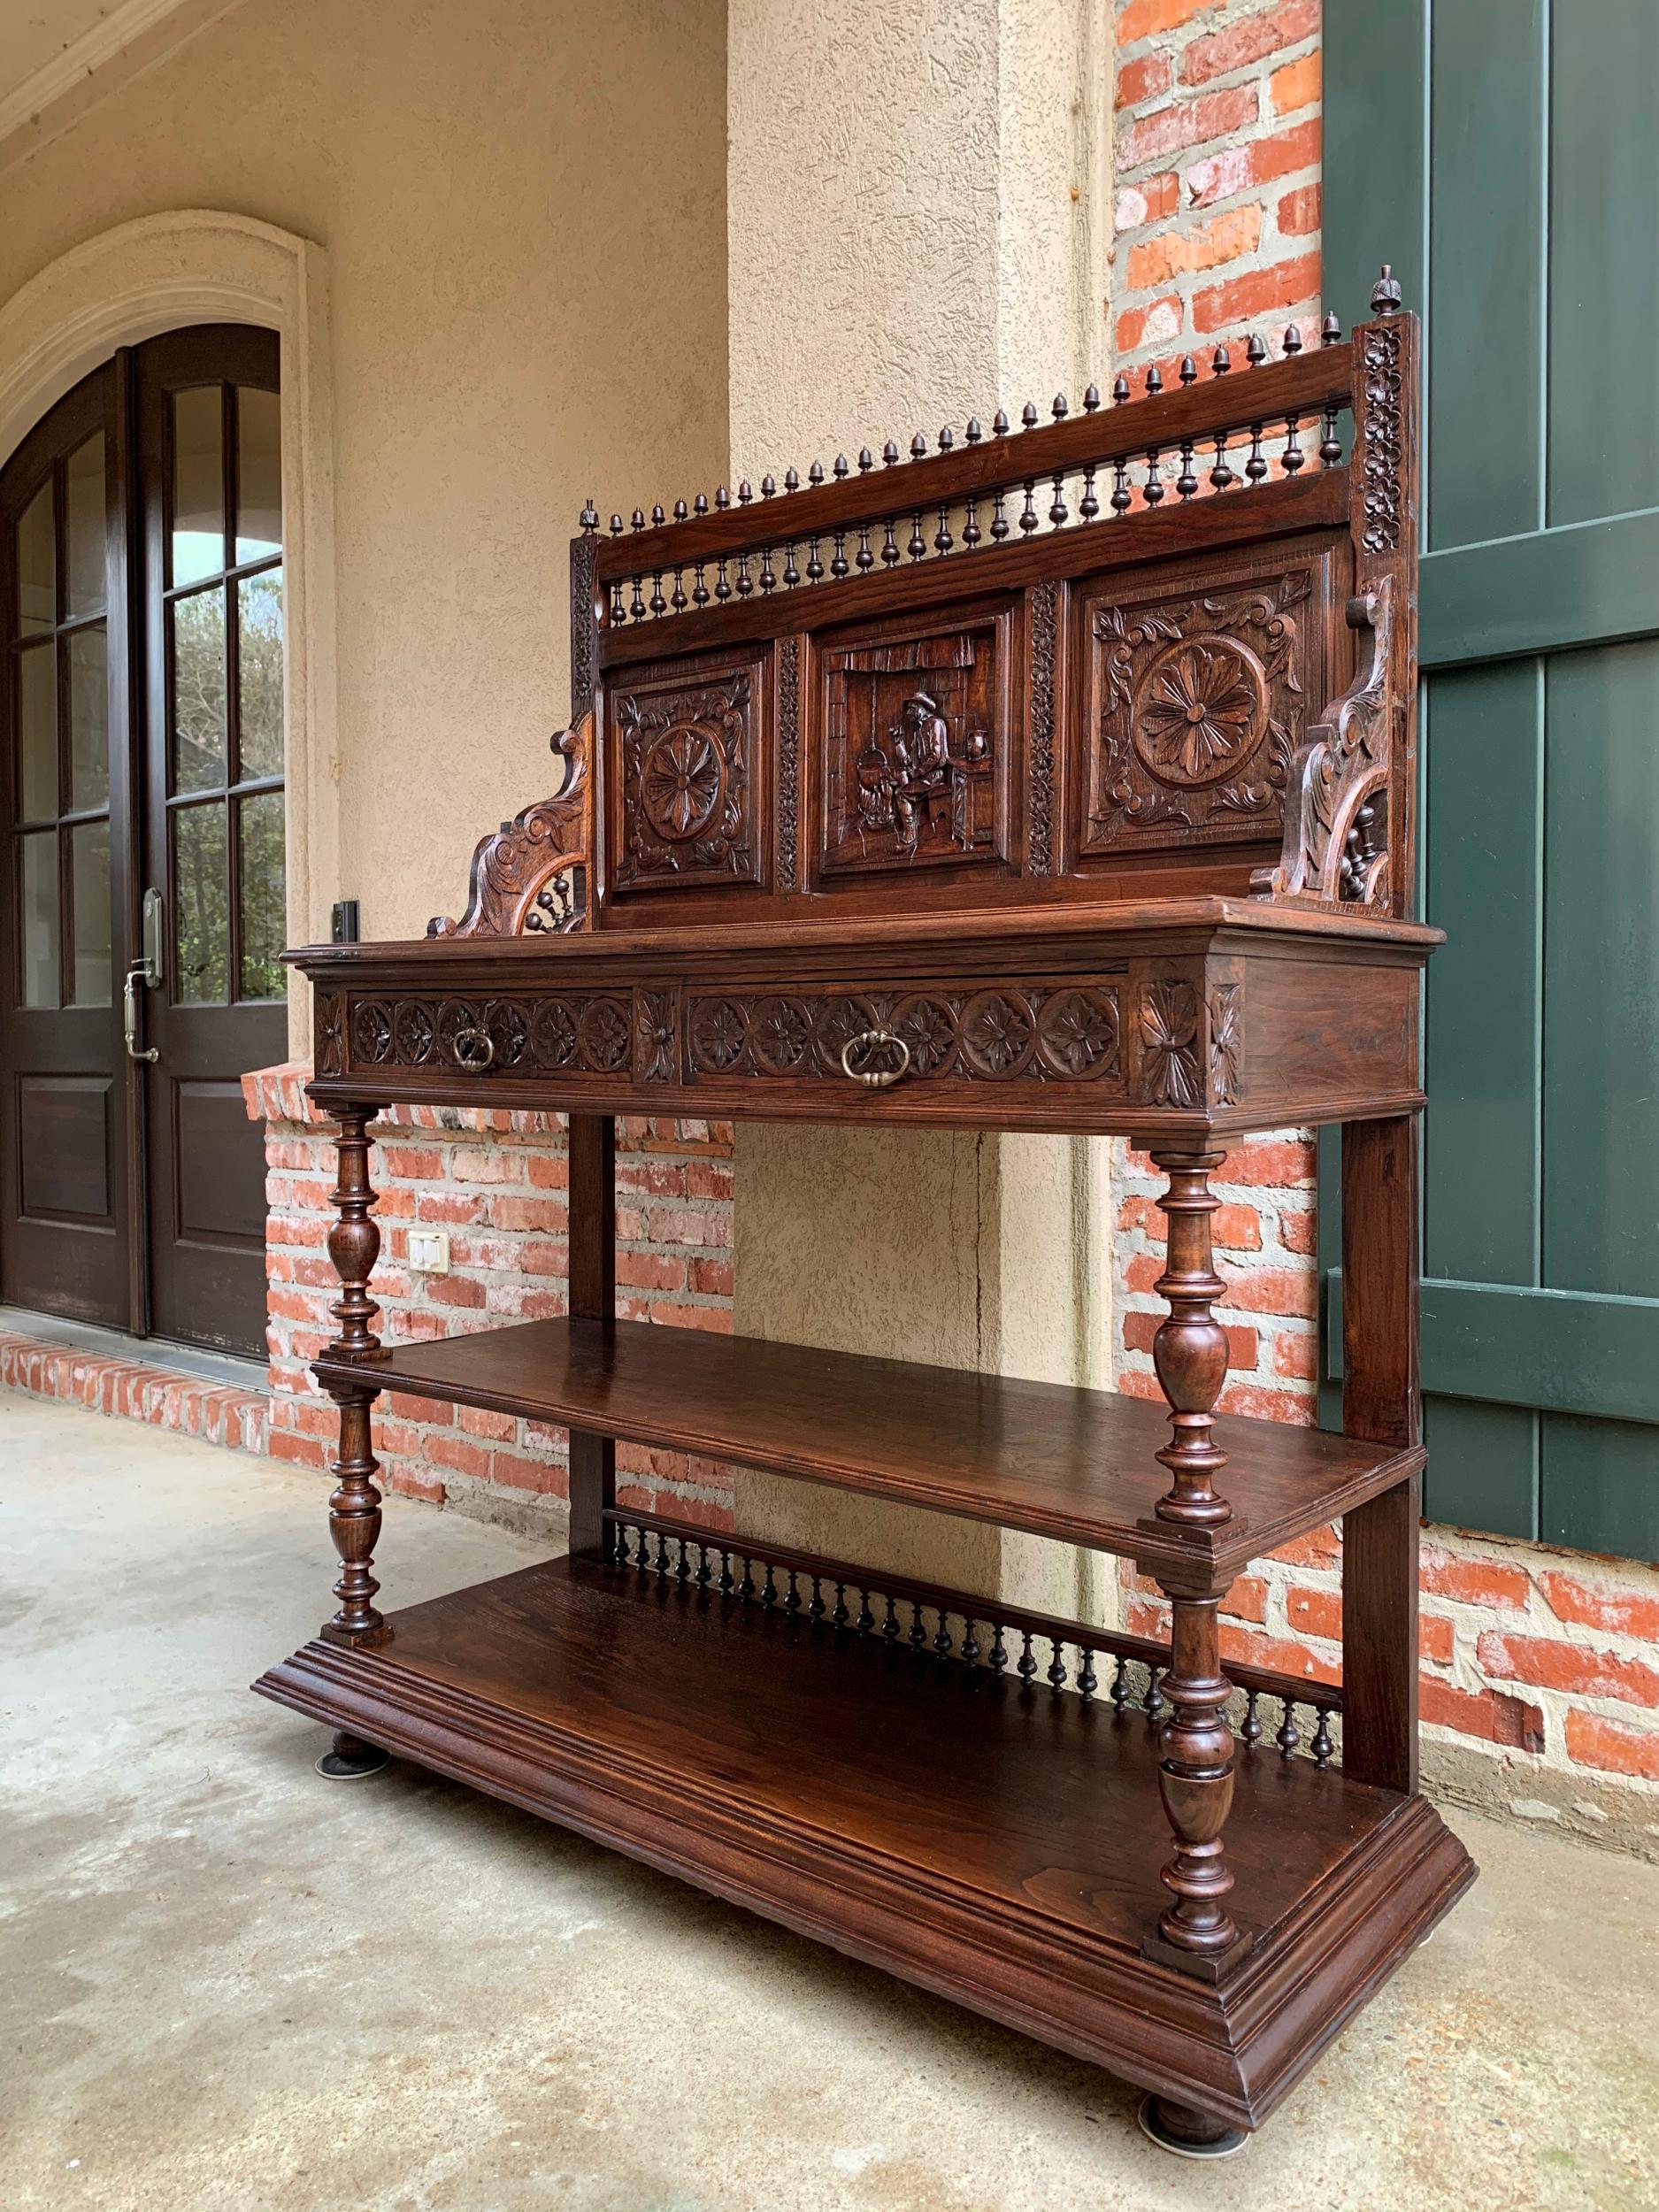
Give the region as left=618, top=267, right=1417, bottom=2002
left=611, top=663, right=760, bottom=893
left=1138, top=977, right=1202, bottom=1108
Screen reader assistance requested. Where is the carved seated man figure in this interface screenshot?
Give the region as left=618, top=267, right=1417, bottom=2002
left=888, top=690, right=955, bottom=853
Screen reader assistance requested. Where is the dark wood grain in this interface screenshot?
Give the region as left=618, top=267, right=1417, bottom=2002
left=565, top=1112, right=615, bottom=1558
left=255, top=1553, right=1475, bottom=2128
left=315, top=1314, right=1423, bottom=1587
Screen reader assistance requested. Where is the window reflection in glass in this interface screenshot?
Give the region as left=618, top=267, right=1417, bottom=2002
left=238, top=566, right=283, bottom=779
left=68, top=627, right=108, bottom=812
left=19, top=831, right=60, bottom=1008
left=65, top=433, right=106, bottom=618
left=173, top=801, right=228, bottom=1002
left=235, top=388, right=281, bottom=564
left=171, top=386, right=224, bottom=588
left=17, top=480, right=54, bottom=634
left=70, top=819, right=111, bottom=1005
left=19, top=643, right=57, bottom=820
left=172, top=587, right=227, bottom=793
left=239, top=789, right=285, bottom=999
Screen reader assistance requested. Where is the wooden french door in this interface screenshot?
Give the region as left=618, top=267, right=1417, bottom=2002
left=1323, top=0, right=1659, bottom=1561
left=0, top=326, right=286, bottom=1356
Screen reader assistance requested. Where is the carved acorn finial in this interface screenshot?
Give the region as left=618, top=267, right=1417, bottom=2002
left=1021, top=401, right=1039, bottom=430
left=910, top=432, right=927, bottom=459
left=609, top=513, right=623, bottom=535
left=737, top=481, right=752, bottom=503
left=1179, top=355, right=1197, bottom=386
left=1371, top=264, right=1402, bottom=314
left=1145, top=365, right=1163, bottom=396
left=1084, top=382, right=1101, bottom=411
left=694, top=491, right=708, bottom=515
left=808, top=459, right=824, bottom=486
left=858, top=447, right=873, bottom=472
left=672, top=498, right=687, bottom=522
left=992, top=408, right=1010, bottom=435
left=1246, top=333, right=1267, bottom=367
left=833, top=454, right=849, bottom=479
left=579, top=500, right=599, bottom=534
left=1111, top=374, right=1130, bottom=404
left=882, top=440, right=899, bottom=465
left=938, top=426, right=954, bottom=450
left=784, top=465, right=799, bottom=492
left=715, top=485, right=730, bottom=509
left=1282, top=324, right=1302, bottom=355
left=650, top=503, right=665, bottom=525
left=965, top=417, right=982, bottom=442
left=1052, top=393, right=1068, bottom=420
left=760, top=473, right=775, bottom=497
left=1212, top=345, right=1231, bottom=375
left=631, top=508, right=645, bottom=530
left=1321, top=311, right=1343, bottom=346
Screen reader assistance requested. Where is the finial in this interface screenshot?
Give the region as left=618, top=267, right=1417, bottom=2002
left=1246, top=333, right=1267, bottom=367
left=965, top=418, right=982, bottom=442
left=693, top=492, right=708, bottom=515
left=650, top=503, right=665, bottom=525
left=760, top=474, right=775, bottom=497
left=714, top=486, right=730, bottom=509
left=609, top=513, right=623, bottom=535
left=784, top=466, right=799, bottom=492
left=1282, top=324, right=1302, bottom=355
left=910, top=432, right=927, bottom=459
left=1083, top=383, right=1101, bottom=411
left=1212, top=345, right=1231, bottom=375
left=1321, top=311, right=1343, bottom=346
left=1052, top=394, right=1068, bottom=420
left=1021, top=401, right=1039, bottom=430
left=938, top=426, right=954, bottom=450
left=1179, top=355, right=1197, bottom=386
left=1111, top=375, right=1130, bottom=404
left=631, top=509, right=645, bottom=530
left=738, top=481, right=752, bottom=504
left=672, top=498, right=687, bottom=522
left=858, top=448, right=873, bottom=472
left=808, top=460, right=824, bottom=486
left=833, top=455, right=849, bottom=479
left=992, top=408, right=1010, bottom=435
left=882, top=440, right=899, bottom=465
left=579, top=500, right=599, bottom=534
left=1371, top=264, right=1402, bottom=314
left=1144, top=365, right=1163, bottom=396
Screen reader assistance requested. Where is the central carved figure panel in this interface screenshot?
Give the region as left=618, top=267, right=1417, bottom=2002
left=610, top=655, right=764, bottom=894
left=820, top=614, right=1008, bottom=877
left=1080, top=558, right=1326, bottom=855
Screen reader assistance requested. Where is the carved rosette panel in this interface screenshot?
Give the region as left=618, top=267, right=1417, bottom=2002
left=1135, top=976, right=1202, bottom=1109
left=315, top=991, right=346, bottom=1077
left=1209, top=982, right=1243, bottom=1108
left=679, top=983, right=1124, bottom=1088
left=634, top=992, right=677, bottom=1082
left=1083, top=566, right=1320, bottom=853
left=611, top=662, right=760, bottom=893
left=819, top=616, right=1008, bottom=877
left=345, top=992, right=644, bottom=1078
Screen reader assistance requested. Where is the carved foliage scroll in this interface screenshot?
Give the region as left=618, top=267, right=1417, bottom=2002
left=1356, top=319, right=1405, bottom=556
left=819, top=616, right=1007, bottom=877
left=1083, top=565, right=1318, bottom=853
left=1027, top=581, right=1057, bottom=875
left=776, top=638, right=801, bottom=892
left=1256, top=578, right=1393, bottom=907
left=611, top=658, right=762, bottom=893
left=426, top=714, right=591, bottom=940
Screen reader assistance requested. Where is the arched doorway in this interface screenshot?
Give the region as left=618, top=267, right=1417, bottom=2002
left=1, top=326, right=286, bottom=1356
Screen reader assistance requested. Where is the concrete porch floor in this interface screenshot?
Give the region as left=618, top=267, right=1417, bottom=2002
left=3, top=1394, right=1655, bottom=2212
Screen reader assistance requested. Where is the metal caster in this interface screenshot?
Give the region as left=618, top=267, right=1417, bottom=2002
left=315, top=1730, right=390, bottom=1779
left=1137, top=2094, right=1249, bottom=2159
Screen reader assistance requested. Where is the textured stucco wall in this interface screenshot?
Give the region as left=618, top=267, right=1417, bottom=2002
left=0, top=0, right=728, bottom=944
left=726, top=0, right=1115, bottom=1617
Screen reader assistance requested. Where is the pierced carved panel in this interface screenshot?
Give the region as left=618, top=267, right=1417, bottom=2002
left=1080, top=562, right=1326, bottom=855
left=427, top=715, right=591, bottom=939
left=680, top=982, right=1123, bottom=1089
left=819, top=615, right=1009, bottom=877
left=609, top=656, right=764, bottom=895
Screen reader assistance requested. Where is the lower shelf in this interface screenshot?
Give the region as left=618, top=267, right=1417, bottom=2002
left=255, top=1554, right=1475, bottom=2130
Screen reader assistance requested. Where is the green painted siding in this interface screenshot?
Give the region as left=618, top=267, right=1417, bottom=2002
left=1324, top=0, right=1659, bottom=1561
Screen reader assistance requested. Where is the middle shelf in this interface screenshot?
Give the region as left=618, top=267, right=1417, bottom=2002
left=313, top=1315, right=1420, bottom=1580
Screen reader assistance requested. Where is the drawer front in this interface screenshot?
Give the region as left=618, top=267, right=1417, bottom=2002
left=331, top=989, right=638, bottom=1081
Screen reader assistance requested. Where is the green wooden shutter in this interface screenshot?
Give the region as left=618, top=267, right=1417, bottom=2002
left=1323, top=0, right=1659, bottom=1561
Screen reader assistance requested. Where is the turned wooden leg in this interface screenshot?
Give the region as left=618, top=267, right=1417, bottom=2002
left=319, top=1105, right=390, bottom=1647
left=1148, top=1148, right=1231, bottom=1527
left=1148, top=1587, right=1241, bottom=1965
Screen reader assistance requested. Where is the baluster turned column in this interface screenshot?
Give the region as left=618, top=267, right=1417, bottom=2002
left=1141, top=1148, right=1248, bottom=1981
left=316, top=1104, right=392, bottom=1779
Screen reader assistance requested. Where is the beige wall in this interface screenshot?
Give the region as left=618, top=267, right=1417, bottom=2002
left=726, top=0, right=1118, bottom=1620
left=0, top=0, right=729, bottom=947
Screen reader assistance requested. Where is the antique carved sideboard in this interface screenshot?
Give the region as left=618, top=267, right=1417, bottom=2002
left=257, top=273, right=1475, bottom=2157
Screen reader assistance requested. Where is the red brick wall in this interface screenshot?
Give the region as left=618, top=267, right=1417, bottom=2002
left=246, top=1065, right=735, bottom=1538
left=1109, top=0, right=1659, bottom=1829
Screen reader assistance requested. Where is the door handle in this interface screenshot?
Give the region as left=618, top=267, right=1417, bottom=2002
left=124, top=964, right=158, bottom=1064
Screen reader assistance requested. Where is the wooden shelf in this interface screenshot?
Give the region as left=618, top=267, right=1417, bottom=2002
left=257, top=1555, right=1474, bottom=2129
left=315, top=1317, right=1424, bottom=1583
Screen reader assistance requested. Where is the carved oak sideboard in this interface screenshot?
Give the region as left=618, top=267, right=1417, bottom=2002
left=256, top=273, right=1475, bottom=2158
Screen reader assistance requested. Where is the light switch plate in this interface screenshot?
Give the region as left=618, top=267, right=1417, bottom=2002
left=407, top=1228, right=450, bottom=1274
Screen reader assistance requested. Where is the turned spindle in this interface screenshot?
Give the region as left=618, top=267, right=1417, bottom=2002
left=322, top=1107, right=390, bottom=1648
left=1148, top=1586, right=1240, bottom=1967
left=1148, top=1148, right=1232, bottom=1527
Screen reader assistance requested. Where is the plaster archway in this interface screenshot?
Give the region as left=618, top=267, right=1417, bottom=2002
left=0, top=211, right=340, bottom=1056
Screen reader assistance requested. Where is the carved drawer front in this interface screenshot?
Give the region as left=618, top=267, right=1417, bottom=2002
left=604, top=645, right=769, bottom=896
left=680, top=980, right=1125, bottom=1094
left=815, top=601, right=1017, bottom=886
left=1076, top=547, right=1333, bottom=859
left=340, top=991, right=637, bottom=1079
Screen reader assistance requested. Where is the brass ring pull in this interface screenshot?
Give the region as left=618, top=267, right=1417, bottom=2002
left=452, top=1024, right=495, bottom=1071
left=840, top=1027, right=910, bottom=1089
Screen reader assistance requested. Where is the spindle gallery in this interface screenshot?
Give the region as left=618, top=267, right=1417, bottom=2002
left=256, top=271, right=1473, bottom=2157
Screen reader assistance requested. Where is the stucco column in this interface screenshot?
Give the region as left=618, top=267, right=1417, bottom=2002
left=726, top=0, right=1114, bottom=1616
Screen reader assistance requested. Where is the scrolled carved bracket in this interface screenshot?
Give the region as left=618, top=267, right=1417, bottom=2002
left=427, top=713, right=594, bottom=939
left=1252, top=577, right=1393, bottom=908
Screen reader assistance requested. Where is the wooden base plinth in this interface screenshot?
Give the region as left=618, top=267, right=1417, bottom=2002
left=255, top=1555, right=1474, bottom=2131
